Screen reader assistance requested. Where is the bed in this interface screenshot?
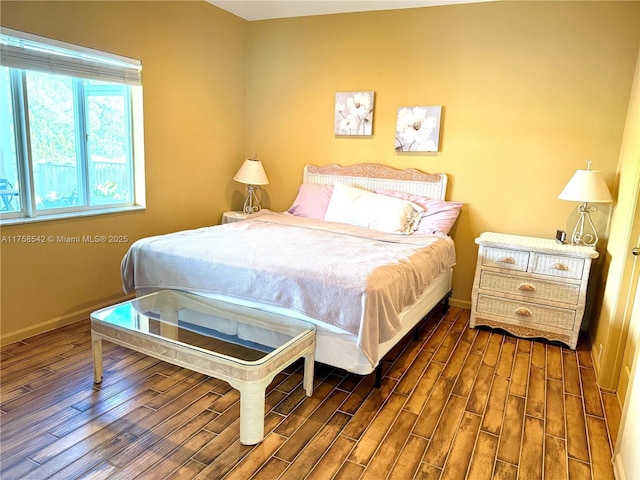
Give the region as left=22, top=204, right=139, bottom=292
left=121, top=163, right=460, bottom=377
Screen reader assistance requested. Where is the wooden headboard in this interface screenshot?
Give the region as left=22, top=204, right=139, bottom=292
left=303, top=164, right=448, bottom=201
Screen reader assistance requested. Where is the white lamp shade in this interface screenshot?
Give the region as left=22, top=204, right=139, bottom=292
left=558, top=169, right=613, bottom=203
left=233, top=158, right=269, bottom=186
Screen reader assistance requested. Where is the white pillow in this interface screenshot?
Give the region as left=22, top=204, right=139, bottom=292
left=324, top=183, right=423, bottom=234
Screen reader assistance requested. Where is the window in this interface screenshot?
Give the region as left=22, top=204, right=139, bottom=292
left=0, top=28, right=144, bottom=223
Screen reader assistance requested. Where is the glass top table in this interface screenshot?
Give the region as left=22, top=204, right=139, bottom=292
left=90, top=290, right=316, bottom=445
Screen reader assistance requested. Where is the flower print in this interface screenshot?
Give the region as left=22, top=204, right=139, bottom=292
left=395, top=106, right=441, bottom=152
left=339, top=114, right=358, bottom=133
left=347, top=92, right=372, bottom=119
left=334, top=92, right=374, bottom=135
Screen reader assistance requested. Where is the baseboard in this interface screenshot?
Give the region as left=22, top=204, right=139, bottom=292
left=450, top=297, right=471, bottom=309
left=612, top=452, right=626, bottom=480
left=0, top=294, right=133, bottom=347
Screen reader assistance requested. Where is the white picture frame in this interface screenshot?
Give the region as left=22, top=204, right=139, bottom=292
left=395, top=106, right=442, bottom=152
left=334, top=91, right=374, bottom=136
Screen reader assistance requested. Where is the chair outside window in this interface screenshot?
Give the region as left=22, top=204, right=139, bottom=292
left=0, top=178, right=19, bottom=211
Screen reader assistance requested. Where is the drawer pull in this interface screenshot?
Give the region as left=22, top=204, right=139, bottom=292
left=518, top=283, right=536, bottom=292
left=551, top=263, right=568, bottom=271
left=498, top=256, right=515, bottom=264
left=515, top=307, right=532, bottom=317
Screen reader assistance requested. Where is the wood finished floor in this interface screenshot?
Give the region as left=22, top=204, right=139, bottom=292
left=0, top=306, right=621, bottom=480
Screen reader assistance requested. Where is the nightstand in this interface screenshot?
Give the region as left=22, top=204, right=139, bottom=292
left=470, top=232, right=599, bottom=349
left=221, top=211, right=250, bottom=224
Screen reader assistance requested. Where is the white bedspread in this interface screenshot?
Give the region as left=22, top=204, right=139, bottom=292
left=121, top=211, right=456, bottom=365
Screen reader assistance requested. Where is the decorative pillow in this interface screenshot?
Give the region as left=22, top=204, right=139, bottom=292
left=375, top=189, right=462, bottom=234
left=324, top=183, right=423, bottom=234
left=287, top=183, right=334, bottom=220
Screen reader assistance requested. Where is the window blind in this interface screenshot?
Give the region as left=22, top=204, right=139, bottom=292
left=0, top=28, right=141, bottom=86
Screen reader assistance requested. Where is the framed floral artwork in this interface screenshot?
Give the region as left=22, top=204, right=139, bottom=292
left=395, top=106, right=442, bottom=152
left=334, top=91, right=374, bottom=136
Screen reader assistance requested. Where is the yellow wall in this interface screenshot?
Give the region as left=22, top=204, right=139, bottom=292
left=0, top=1, right=248, bottom=343
left=245, top=1, right=639, bottom=308
left=1, top=1, right=639, bottom=346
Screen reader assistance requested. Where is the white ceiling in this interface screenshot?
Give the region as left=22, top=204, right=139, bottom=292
left=206, top=0, right=494, bottom=21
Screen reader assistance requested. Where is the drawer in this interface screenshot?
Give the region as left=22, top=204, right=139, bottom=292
left=532, top=254, right=585, bottom=280
left=476, top=294, right=576, bottom=330
left=482, top=247, right=529, bottom=272
left=479, top=271, right=581, bottom=305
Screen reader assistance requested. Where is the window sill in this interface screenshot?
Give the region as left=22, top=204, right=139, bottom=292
left=0, top=205, right=146, bottom=226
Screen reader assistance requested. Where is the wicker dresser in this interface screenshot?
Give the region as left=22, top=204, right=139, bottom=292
left=470, top=232, right=599, bottom=349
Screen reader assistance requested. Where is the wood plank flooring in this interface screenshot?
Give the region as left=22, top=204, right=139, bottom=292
left=0, top=306, right=621, bottom=479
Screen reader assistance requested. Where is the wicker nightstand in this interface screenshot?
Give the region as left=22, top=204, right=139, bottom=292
left=470, top=232, right=599, bottom=349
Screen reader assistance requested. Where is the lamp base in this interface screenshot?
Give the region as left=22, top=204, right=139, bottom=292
left=242, top=185, right=261, bottom=214
left=570, top=203, right=598, bottom=247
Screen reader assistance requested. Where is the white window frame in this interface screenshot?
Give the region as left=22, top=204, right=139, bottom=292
left=0, top=28, right=145, bottom=225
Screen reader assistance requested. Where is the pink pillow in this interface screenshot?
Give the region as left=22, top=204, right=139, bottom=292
left=287, top=183, right=334, bottom=219
left=375, top=189, right=462, bottom=234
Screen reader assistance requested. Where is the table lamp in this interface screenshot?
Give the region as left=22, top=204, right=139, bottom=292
left=558, top=160, right=613, bottom=246
left=233, top=154, right=269, bottom=214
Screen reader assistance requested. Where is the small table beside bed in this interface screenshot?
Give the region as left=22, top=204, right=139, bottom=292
left=121, top=163, right=461, bottom=381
